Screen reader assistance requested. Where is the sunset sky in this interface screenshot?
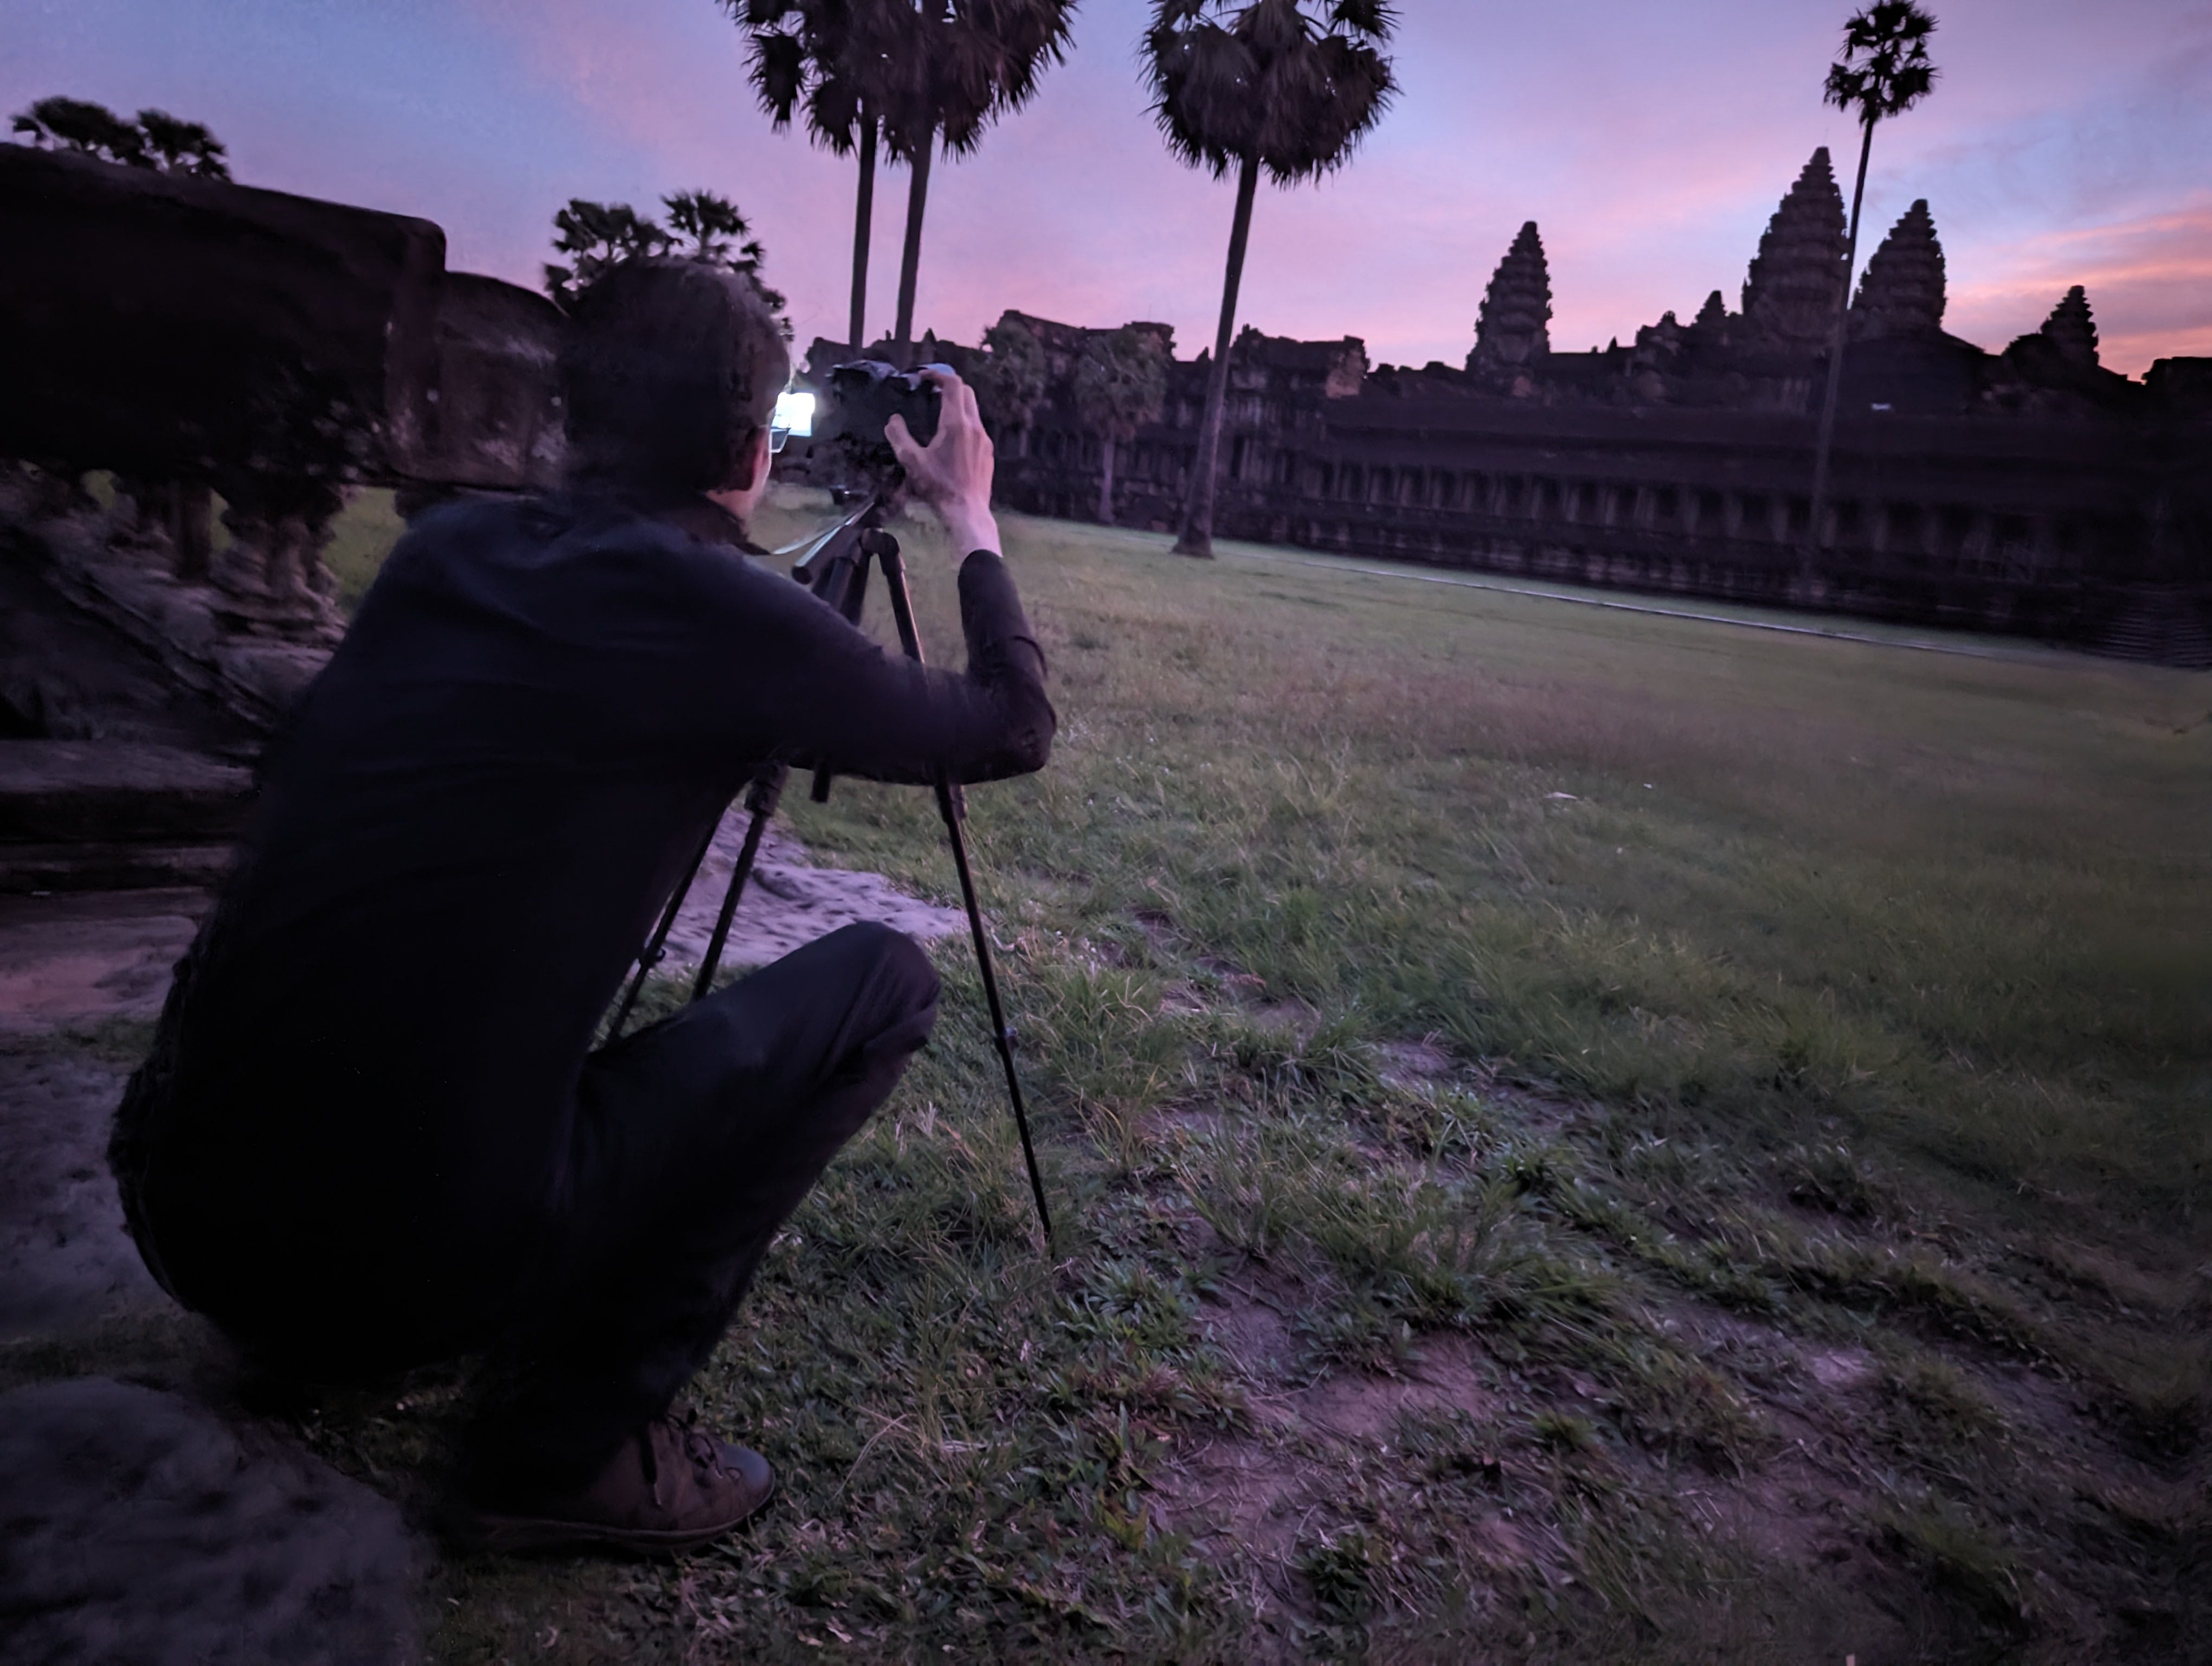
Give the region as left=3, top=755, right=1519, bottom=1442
left=8, top=0, right=2209, bottom=377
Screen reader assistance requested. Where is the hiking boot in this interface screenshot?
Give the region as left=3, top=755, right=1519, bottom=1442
left=467, top=1411, right=774, bottom=1555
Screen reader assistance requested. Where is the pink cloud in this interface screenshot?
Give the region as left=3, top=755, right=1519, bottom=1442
left=1946, top=202, right=2212, bottom=374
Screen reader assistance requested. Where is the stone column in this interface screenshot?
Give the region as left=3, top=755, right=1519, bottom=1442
left=210, top=475, right=344, bottom=643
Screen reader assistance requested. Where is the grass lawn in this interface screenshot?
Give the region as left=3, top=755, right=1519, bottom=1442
left=55, top=489, right=2212, bottom=1659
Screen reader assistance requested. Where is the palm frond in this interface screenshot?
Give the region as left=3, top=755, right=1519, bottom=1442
left=1824, top=0, right=1939, bottom=125
left=1143, top=0, right=1398, bottom=182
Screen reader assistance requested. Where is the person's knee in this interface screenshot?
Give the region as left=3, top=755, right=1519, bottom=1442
left=869, top=923, right=940, bottom=1017
left=787, top=925, right=933, bottom=1117
left=806, top=922, right=938, bottom=1052
left=854, top=922, right=941, bottom=1041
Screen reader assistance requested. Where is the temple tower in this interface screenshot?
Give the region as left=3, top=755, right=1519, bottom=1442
left=2039, top=285, right=2100, bottom=368
left=1850, top=198, right=1946, bottom=339
left=1469, top=221, right=1553, bottom=374
left=1686, top=288, right=1733, bottom=350
left=1740, top=148, right=1849, bottom=351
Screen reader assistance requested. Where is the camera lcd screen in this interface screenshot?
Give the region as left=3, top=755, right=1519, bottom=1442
left=769, top=389, right=816, bottom=452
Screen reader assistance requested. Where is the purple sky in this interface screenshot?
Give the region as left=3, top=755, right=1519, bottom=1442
left=9, top=0, right=2209, bottom=376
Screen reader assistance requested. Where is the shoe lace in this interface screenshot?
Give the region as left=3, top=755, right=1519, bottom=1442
left=642, top=1409, right=733, bottom=1508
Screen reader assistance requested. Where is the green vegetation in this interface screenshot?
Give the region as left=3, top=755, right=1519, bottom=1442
left=320, top=486, right=407, bottom=612
left=515, top=497, right=2211, bottom=1659
left=22, top=491, right=2208, bottom=1661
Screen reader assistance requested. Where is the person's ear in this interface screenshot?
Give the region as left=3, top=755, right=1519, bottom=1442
left=732, top=425, right=772, bottom=492
left=707, top=426, right=775, bottom=521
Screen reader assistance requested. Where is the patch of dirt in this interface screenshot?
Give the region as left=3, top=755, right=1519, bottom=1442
left=1160, top=1273, right=1500, bottom=1620
left=0, top=1044, right=163, bottom=1338
left=1646, top=1277, right=2187, bottom=1651
left=1241, top=994, right=1319, bottom=1037
left=1373, top=1036, right=1454, bottom=1089
left=661, top=814, right=965, bottom=973
left=1196, top=1274, right=1300, bottom=1382
left=1806, top=1347, right=1877, bottom=1391
left=1149, top=1067, right=2205, bottom=1662
left=1285, top=1335, right=1494, bottom=1441
left=1131, top=907, right=1179, bottom=962
left=1157, top=1428, right=1311, bottom=1572
left=0, top=887, right=210, bottom=1035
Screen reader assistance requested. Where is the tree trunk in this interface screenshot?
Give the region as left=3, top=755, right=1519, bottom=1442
left=892, top=128, right=935, bottom=366
left=1174, top=152, right=1260, bottom=558
left=1808, top=114, right=1875, bottom=565
left=848, top=116, right=877, bottom=351
left=1097, top=434, right=1116, bottom=524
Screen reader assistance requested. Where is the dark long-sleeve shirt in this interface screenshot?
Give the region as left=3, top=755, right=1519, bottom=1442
left=113, top=489, right=1052, bottom=1317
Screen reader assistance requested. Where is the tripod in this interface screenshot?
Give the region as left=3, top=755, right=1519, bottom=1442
left=607, top=492, right=1053, bottom=1250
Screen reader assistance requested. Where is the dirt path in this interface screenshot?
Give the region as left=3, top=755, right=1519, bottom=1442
left=661, top=809, right=964, bottom=973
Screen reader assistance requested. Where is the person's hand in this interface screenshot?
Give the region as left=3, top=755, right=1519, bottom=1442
left=887, top=369, right=1000, bottom=557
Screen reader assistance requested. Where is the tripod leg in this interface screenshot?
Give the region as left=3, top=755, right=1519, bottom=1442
left=811, top=551, right=870, bottom=804
left=873, top=538, right=966, bottom=819
left=611, top=812, right=723, bottom=1039
left=693, top=765, right=789, bottom=1001
left=935, top=774, right=1055, bottom=1250
left=874, top=538, right=1053, bottom=1250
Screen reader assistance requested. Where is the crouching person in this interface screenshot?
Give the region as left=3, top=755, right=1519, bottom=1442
left=108, top=260, right=1053, bottom=1553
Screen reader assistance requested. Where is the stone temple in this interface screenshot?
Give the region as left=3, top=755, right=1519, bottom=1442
left=906, top=149, right=2209, bottom=667
left=0, top=136, right=2205, bottom=915
left=3, top=138, right=2209, bottom=857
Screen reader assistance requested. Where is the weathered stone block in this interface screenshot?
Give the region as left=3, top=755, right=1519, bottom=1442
left=0, top=144, right=444, bottom=486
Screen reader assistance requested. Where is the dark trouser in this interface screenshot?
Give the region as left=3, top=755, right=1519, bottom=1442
left=468, top=922, right=940, bottom=1494
left=136, top=921, right=938, bottom=1495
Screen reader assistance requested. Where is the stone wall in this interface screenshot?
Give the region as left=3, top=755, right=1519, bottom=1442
left=1000, top=363, right=2210, bottom=665
left=0, top=145, right=565, bottom=891
left=0, top=144, right=565, bottom=702
left=978, top=149, right=2212, bottom=668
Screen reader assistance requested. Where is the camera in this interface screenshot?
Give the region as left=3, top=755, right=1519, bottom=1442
left=773, top=361, right=945, bottom=480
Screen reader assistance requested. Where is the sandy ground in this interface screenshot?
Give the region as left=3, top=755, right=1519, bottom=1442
left=0, top=887, right=210, bottom=1036
left=661, top=806, right=966, bottom=974
left=0, top=829, right=961, bottom=1663
left=0, top=812, right=962, bottom=1042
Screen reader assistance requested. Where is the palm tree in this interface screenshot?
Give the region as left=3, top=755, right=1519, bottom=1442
left=664, top=188, right=789, bottom=318
left=542, top=200, right=673, bottom=308
left=973, top=312, right=1050, bottom=456
left=541, top=193, right=790, bottom=330
left=1806, top=1, right=1938, bottom=559
left=133, top=110, right=230, bottom=178
left=11, top=97, right=230, bottom=178
left=11, top=95, right=147, bottom=164
left=1071, top=327, right=1171, bottom=523
left=665, top=188, right=760, bottom=264
left=876, top=0, right=1076, bottom=364
left=736, top=0, right=895, bottom=349
left=736, top=0, right=1072, bottom=363
left=1144, top=1, right=1397, bottom=557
